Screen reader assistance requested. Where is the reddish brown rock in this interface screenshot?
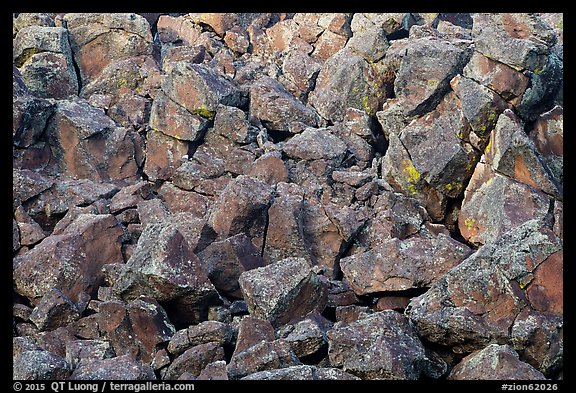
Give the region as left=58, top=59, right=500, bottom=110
left=263, top=182, right=309, bottom=265
left=213, top=104, right=257, bottom=144
left=249, top=76, right=319, bottom=133
left=29, top=288, right=81, bottom=331
left=224, top=26, right=250, bottom=54
left=247, top=151, right=289, bottom=186
left=327, top=311, right=429, bottom=380
left=70, top=354, right=155, bottom=380
left=113, top=222, right=221, bottom=324
left=161, top=62, right=245, bottom=119
left=341, top=233, right=471, bottom=294
left=46, top=99, right=139, bottom=182
left=280, top=50, right=322, bottom=100
left=12, top=169, right=54, bottom=207
left=208, top=175, right=274, bottom=245
left=463, top=51, right=530, bottom=106
left=97, top=298, right=175, bottom=363
left=282, top=314, right=332, bottom=359
left=238, top=257, right=326, bottom=328
left=195, top=132, right=257, bottom=176
left=109, top=181, right=153, bottom=213
left=161, top=45, right=206, bottom=73
left=283, top=127, right=348, bottom=163
left=525, top=251, right=563, bottom=315
left=471, top=13, right=555, bottom=72
left=311, top=30, right=348, bottom=62
left=14, top=205, right=45, bottom=246
left=228, top=339, right=300, bottom=380
left=233, top=316, right=276, bottom=355
left=157, top=15, right=201, bottom=45
left=156, top=182, right=210, bottom=219
left=165, top=342, right=225, bottom=380
left=170, top=150, right=227, bottom=196
left=197, top=234, right=264, bottom=298
left=375, top=296, right=411, bottom=312
left=64, top=13, right=152, bottom=89
left=14, top=213, right=124, bottom=305
left=485, top=110, right=561, bottom=199
left=448, top=344, right=546, bottom=380
left=13, top=218, right=20, bottom=252
left=143, top=129, right=189, bottom=181
left=406, top=220, right=562, bottom=353
left=149, top=90, right=209, bottom=142
left=167, top=321, right=232, bottom=356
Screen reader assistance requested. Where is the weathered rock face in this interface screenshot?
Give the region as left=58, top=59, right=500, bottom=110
left=341, top=233, right=472, bottom=294
left=12, top=12, right=563, bottom=381
left=406, top=220, right=562, bottom=354
left=14, top=214, right=124, bottom=305
left=113, top=222, right=221, bottom=324
left=448, top=344, right=546, bottom=380
left=238, top=257, right=326, bottom=327
left=309, top=48, right=386, bottom=122
left=327, top=311, right=430, bottom=380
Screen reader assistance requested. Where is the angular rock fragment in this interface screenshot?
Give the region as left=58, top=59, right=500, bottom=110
left=406, top=220, right=562, bottom=353
left=14, top=213, right=124, bottom=305
left=394, top=36, right=470, bottom=116
left=97, top=298, right=175, bottom=363
left=238, top=257, right=326, bottom=327
left=208, top=175, right=274, bottom=245
left=249, top=76, right=319, bottom=133
left=64, top=13, right=153, bottom=89
left=197, top=234, right=265, bottom=298
left=282, top=314, right=332, bottom=359
left=233, top=316, right=276, bottom=355
left=283, top=127, right=348, bottom=163
left=46, top=99, right=139, bottom=182
left=13, top=348, right=71, bottom=380
left=164, top=342, right=225, bottom=380
left=448, top=344, right=546, bottom=380
left=247, top=151, right=289, bottom=186
left=327, top=311, right=429, bottom=379
left=309, top=49, right=386, bottom=122
left=65, top=340, right=115, bottom=369
left=113, top=222, right=221, bottom=324
left=167, top=321, right=232, bottom=356
left=228, top=339, right=300, bottom=380
left=511, top=309, right=563, bottom=376
left=198, top=360, right=229, bottom=380
left=529, top=105, right=563, bottom=185
left=143, top=129, right=189, bottom=182
left=341, top=233, right=471, bottom=295
left=70, top=354, right=155, bottom=380
left=29, top=288, right=81, bottom=331
left=458, top=164, right=552, bottom=246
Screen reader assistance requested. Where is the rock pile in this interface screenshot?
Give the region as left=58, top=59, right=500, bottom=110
left=13, top=12, right=562, bottom=380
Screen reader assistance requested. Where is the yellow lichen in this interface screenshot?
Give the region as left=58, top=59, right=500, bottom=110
left=15, top=47, right=40, bottom=68
left=191, top=105, right=215, bottom=119
left=484, top=138, right=492, bottom=154
left=464, top=217, right=476, bottom=231
left=402, top=159, right=421, bottom=196
left=485, top=177, right=493, bottom=186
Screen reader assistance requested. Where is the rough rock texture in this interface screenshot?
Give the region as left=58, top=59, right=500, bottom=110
left=327, top=311, right=430, bottom=379
left=238, top=257, right=326, bottom=327
left=13, top=12, right=563, bottom=381
left=448, top=344, right=546, bottom=380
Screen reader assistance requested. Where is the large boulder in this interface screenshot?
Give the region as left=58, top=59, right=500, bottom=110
left=406, top=220, right=562, bottom=354
left=113, top=222, right=221, bottom=324
left=238, top=257, right=326, bottom=327
left=14, top=213, right=125, bottom=305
